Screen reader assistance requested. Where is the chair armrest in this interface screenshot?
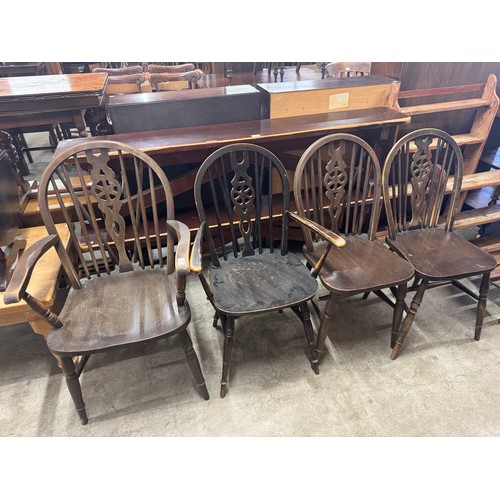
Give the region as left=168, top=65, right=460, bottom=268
left=165, top=220, right=191, bottom=275
left=190, top=221, right=206, bottom=275
left=3, top=234, right=59, bottom=305
left=287, top=211, right=346, bottom=248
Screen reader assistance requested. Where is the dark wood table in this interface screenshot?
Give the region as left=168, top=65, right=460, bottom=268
left=56, top=106, right=410, bottom=165
left=0, top=73, right=108, bottom=137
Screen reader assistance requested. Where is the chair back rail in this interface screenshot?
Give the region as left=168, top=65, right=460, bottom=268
left=382, top=128, right=463, bottom=239
left=294, top=133, right=382, bottom=252
left=194, top=143, right=290, bottom=262
left=37, top=140, right=176, bottom=285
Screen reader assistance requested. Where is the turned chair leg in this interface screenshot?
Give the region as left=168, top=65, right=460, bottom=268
left=177, top=329, right=210, bottom=401
left=475, top=273, right=490, bottom=341
left=220, top=316, right=235, bottom=398
left=314, top=294, right=336, bottom=373
left=391, top=283, right=408, bottom=348
left=292, top=303, right=318, bottom=374
left=391, top=280, right=428, bottom=360
left=60, top=356, right=88, bottom=425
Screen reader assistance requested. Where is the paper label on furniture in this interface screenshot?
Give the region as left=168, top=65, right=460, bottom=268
left=329, top=92, right=349, bottom=110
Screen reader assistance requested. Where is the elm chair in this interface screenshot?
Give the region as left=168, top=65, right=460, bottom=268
left=3, top=140, right=210, bottom=424
left=382, top=128, right=497, bottom=359
left=190, top=143, right=343, bottom=397
left=325, top=62, right=371, bottom=78
left=293, top=133, right=414, bottom=366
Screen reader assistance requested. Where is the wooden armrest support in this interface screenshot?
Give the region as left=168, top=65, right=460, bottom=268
left=165, top=220, right=191, bottom=275
left=287, top=211, right=346, bottom=248
left=3, top=234, right=60, bottom=305
left=190, top=221, right=206, bottom=275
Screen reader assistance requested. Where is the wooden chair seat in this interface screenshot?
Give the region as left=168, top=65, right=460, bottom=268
left=305, top=235, right=414, bottom=295
left=387, top=228, right=497, bottom=281
left=48, top=267, right=190, bottom=356
left=209, top=250, right=318, bottom=316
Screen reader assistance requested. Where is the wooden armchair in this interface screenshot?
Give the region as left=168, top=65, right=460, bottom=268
left=382, top=128, right=497, bottom=359
left=190, top=144, right=342, bottom=397
left=3, top=140, right=210, bottom=424
left=325, top=62, right=371, bottom=78
left=148, top=63, right=196, bottom=73
left=293, top=133, right=414, bottom=367
left=149, top=69, right=204, bottom=91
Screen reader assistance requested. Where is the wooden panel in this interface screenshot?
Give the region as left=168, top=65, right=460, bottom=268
left=257, top=76, right=396, bottom=119
left=385, top=62, right=500, bottom=136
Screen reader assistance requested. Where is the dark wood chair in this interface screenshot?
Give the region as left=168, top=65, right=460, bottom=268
left=3, top=140, right=210, bottom=424
left=382, top=128, right=497, bottom=359
left=190, top=143, right=341, bottom=397
left=293, top=133, right=415, bottom=367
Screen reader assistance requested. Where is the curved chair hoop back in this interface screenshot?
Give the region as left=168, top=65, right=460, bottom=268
left=382, top=128, right=464, bottom=240
left=38, top=140, right=176, bottom=286
left=194, top=143, right=290, bottom=260
left=294, top=133, right=382, bottom=250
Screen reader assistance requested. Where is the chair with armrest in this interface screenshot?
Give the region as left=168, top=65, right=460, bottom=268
left=293, top=133, right=415, bottom=367
left=149, top=69, right=204, bottom=91
left=326, top=62, right=371, bottom=78
left=148, top=63, right=196, bottom=73
left=382, top=128, right=497, bottom=359
left=190, top=143, right=346, bottom=397
left=3, top=140, right=210, bottom=424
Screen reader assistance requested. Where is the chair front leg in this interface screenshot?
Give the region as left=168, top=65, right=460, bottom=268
left=177, top=329, right=210, bottom=400
left=220, top=315, right=235, bottom=398
left=475, top=272, right=490, bottom=341
left=60, top=356, right=88, bottom=425
left=292, top=302, right=318, bottom=374
left=314, top=293, right=336, bottom=372
left=391, top=283, right=408, bottom=348
left=390, top=279, right=428, bottom=360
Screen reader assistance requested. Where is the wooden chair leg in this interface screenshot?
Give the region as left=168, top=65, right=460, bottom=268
left=220, top=316, right=235, bottom=398
left=292, top=302, right=318, bottom=374
left=314, top=293, right=336, bottom=372
left=60, top=356, right=88, bottom=425
left=475, top=273, right=490, bottom=341
left=391, top=283, right=407, bottom=348
left=390, top=280, right=428, bottom=360
left=177, top=329, right=210, bottom=400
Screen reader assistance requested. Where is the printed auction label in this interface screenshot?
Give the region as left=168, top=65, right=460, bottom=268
left=329, top=92, right=349, bottom=110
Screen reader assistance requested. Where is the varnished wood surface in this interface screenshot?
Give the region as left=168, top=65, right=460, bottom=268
left=387, top=228, right=496, bottom=280
left=304, top=236, right=414, bottom=295
left=47, top=267, right=190, bottom=356
left=108, top=84, right=259, bottom=106
left=0, top=73, right=108, bottom=118
left=257, top=75, right=395, bottom=94
left=0, top=73, right=108, bottom=99
left=56, top=107, right=410, bottom=160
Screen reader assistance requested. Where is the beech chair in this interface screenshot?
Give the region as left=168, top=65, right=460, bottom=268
left=190, top=143, right=343, bottom=397
left=293, top=133, right=414, bottom=366
left=3, top=140, right=210, bottom=424
left=382, top=128, right=497, bottom=359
